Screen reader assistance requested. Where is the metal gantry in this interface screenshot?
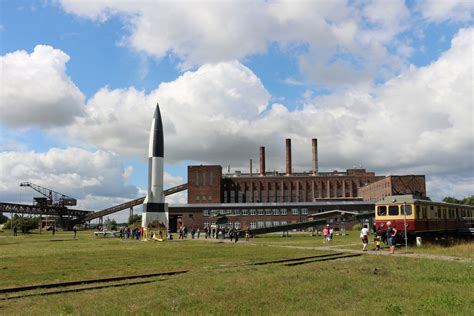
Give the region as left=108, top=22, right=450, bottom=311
left=19, top=182, right=77, bottom=207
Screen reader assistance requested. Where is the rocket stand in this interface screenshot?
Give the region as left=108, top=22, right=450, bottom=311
left=142, top=204, right=169, bottom=241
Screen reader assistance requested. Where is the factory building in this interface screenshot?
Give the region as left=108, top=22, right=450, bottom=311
left=188, top=139, right=386, bottom=204
left=169, top=138, right=427, bottom=231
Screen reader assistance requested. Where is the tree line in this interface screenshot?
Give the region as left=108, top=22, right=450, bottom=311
left=442, top=195, right=474, bottom=206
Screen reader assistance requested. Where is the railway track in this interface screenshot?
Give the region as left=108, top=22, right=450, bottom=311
left=1, top=251, right=363, bottom=301
left=0, top=270, right=188, bottom=300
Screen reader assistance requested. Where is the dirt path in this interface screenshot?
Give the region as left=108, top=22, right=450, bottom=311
left=197, top=237, right=473, bottom=264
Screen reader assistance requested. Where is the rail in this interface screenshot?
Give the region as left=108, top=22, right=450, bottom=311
left=74, top=183, right=188, bottom=223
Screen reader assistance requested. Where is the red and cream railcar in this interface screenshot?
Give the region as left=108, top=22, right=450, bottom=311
left=374, top=195, right=474, bottom=237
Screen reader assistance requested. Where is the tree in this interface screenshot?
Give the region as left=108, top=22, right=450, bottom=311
left=443, top=197, right=461, bottom=204
left=104, top=218, right=118, bottom=231
left=4, top=215, right=39, bottom=233
left=461, top=195, right=474, bottom=206
left=128, top=214, right=142, bottom=226
left=443, top=195, right=474, bottom=206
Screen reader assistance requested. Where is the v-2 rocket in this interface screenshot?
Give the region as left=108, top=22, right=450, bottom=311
left=142, top=103, right=169, bottom=232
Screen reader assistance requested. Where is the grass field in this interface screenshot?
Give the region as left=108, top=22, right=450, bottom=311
left=0, top=230, right=473, bottom=315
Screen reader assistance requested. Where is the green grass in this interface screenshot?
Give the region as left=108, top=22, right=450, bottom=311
left=0, top=230, right=473, bottom=315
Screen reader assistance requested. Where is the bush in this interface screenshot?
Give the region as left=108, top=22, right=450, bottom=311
left=352, top=223, right=362, bottom=231
left=4, top=216, right=40, bottom=233
left=0, top=213, right=8, bottom=224
left=104, top=219, right=118, bottom=231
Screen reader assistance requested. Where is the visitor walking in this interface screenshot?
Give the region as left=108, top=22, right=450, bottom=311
left=360, top=224, right=369, bottom=251
left=386, top=221, right=397, bottom=254
left=73, top=226, right=77, bottom=240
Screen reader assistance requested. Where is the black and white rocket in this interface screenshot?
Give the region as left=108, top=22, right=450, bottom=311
left=142, top=103, right=168, bottom=230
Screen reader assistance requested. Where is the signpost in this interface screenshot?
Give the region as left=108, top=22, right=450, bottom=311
left=403, top=202, right=408, bottom=253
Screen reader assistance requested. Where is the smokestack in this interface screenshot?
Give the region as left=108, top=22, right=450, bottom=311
left=250, top=159, right=253, bottom=177
left=259, top=146, right=265, bottom=176
left=286, top=138, right=292, bottom=176
left=312, top=138, right=318, bottom=175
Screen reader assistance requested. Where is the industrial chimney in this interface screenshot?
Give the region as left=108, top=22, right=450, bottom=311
left=312, top=138, right=318, bottom=175
left=286, top=138, right=292, bottom=176
left=250, top=159, right=253, bottom=177
left=259, top=146, right=265, bottom=176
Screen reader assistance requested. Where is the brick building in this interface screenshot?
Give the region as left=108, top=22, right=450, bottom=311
left=173, top=138, right=427, bottom=232
left=358, top=175, right=426, bottom=201
left=188, top=139, right=385, bottom=204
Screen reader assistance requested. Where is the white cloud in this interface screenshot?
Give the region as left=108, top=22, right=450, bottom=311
left=65, top=28, right=473, bottom=202
left=417, top=0, right=474, bottom=23
left=427, top=175, right=474, bottom=201
left=68, top=61, right=271, bottom=161
left=0, top=45, right=85, bottom=128
left=0, top=147, right=139, bottom=210
left=59, top=0, right=412, bottom=87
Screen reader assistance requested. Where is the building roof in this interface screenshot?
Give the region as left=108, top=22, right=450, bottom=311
left=169, top=201, right=376, bottom=208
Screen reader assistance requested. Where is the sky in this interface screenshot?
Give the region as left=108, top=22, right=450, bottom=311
left=0, top=0, right=473, bottom=222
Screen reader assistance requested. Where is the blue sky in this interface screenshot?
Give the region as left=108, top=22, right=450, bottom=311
left=0, top=0, right=472, bottom=220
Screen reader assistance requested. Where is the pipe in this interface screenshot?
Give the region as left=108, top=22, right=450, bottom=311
left=286, top=138, right=292, bottom=176
left=259, top=146, right=265, bottom=176
left=312, top=138, right=318, bottom=175
left=250, top=159, right=253, bottom=177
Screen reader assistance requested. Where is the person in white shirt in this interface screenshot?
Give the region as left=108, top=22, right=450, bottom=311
left=360, top=225, right=370, bottom=251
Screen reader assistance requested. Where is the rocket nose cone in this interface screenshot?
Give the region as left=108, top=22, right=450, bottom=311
left=150, top=102, right=164, bottom=157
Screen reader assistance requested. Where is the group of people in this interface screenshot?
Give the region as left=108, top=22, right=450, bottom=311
left=360, top=221, right=397, bottom=254
left=176, top=226, right=248, bottom=243
left=119, top=227, right=142, bottom=240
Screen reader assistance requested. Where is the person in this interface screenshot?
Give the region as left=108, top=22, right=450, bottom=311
left=191, top=228, right=196, bottom=239
left=386, top=221, right=397, bottom=254
left=322, top=225, right=329, bottom=243
left=73, top=226, right=77, bottom=240
left=245, top=230, right=250, bottom=242
left=234, top=229, right=239, bottom=243
left=197, top=228, right=201, bottom=239
left=329, top=227, right=334, bottom=241
left=52, top=226, right=56, bottom=236
left=360, top=224, right=370, bottom=251
left=374, top=228, right=382, bottom=254
left=13, top=225, right=17, bottom=236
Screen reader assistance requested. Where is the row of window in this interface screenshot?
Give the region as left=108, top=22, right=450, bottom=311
left=202, top=221, right=289, bottom=229
left=194, top=171, right=214, bottom=187
left=196, top=195, right=212, bottom=201
left=377, top=204, right=473, bottom=220
left=377, top=205, right=413, bottom=217
left=202, top=208, right=308, bottom=217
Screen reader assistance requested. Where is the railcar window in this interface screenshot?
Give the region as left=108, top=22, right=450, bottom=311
left=389, top=206, right=399, bottom=216
left=377, top=206, right=387, bottom=216
left=403, top=205, right=412, bottom=215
